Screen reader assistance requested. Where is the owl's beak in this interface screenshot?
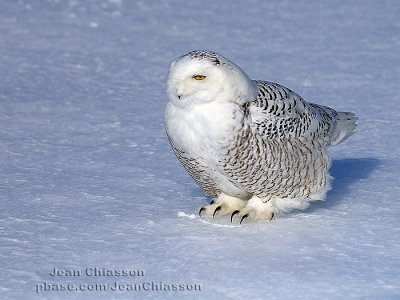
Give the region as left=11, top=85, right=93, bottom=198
left=176, top=84, right=185, bottom=100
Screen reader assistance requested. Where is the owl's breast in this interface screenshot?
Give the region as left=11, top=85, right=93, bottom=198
left=164, top=101, right=244, bottom=159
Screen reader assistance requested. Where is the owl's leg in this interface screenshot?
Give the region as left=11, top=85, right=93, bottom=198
left=199, top=193, right=247, bottom=217
left=232, top=195, right=275, bottom=223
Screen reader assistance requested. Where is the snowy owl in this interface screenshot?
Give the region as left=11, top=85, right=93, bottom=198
left=164, top=50, right=357, bottom=223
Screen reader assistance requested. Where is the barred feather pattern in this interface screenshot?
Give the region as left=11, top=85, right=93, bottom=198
left=167, top=135, right=220, bottom=197
left=221, top=124, right=331, bottom=200
left=250, top=81, right=338, bottom=146
left=219, top=81, right=335, bottom=200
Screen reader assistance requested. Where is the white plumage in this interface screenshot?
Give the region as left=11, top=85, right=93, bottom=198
left=164, top=50, right=357, bottom=223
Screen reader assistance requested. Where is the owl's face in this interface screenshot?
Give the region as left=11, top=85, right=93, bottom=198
left=167, top=51, right=257, bottom=107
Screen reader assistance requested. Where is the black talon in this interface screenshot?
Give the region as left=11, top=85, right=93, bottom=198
left=199, top=207, right=205, bottom=217
left=270, top=213, right=274, bottom=221
left=213, top=206, right=221, bottom=218
left=231, top=210, right=240, bottom=223
left=240, top=213, right=248, bottom=225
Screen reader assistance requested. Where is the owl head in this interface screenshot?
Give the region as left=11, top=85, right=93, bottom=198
left=167, top=50, right=257, bottom=107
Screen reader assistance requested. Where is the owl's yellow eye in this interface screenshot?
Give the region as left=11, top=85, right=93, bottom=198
left=192, top=75, right=206, bottom=80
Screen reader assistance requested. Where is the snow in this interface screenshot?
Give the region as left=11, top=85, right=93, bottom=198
left=1, top=0, right=399, bottom=299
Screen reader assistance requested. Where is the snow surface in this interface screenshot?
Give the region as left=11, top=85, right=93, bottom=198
left=1, top=0, right=399, bottom=299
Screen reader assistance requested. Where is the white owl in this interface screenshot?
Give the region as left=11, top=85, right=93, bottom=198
left=164, top=50, right=357, bottom=223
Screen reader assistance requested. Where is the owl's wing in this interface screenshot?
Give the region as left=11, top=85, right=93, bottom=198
left=247, top=81, right=352, bottom=146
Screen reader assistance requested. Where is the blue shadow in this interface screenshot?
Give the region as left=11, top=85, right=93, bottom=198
left=312, top=157, right=380, bottom=210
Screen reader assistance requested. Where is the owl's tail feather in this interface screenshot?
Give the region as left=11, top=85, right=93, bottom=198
left=330, top=112, right=358, bottom=146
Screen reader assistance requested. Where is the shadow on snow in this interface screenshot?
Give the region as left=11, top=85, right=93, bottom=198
left=311, top=157, right=380, bottom=211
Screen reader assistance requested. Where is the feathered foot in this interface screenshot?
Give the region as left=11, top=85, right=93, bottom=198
left=231, top=196, right=275, bottom=224
left=199, top=193, right=247, bottom=218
